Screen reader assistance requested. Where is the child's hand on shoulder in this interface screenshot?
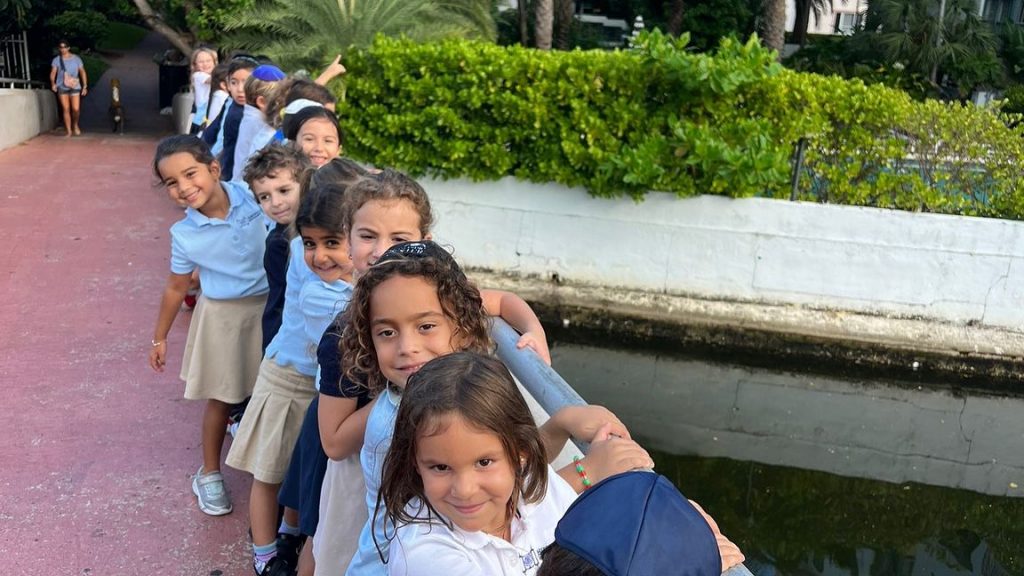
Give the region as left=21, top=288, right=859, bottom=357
left=582, top=422, right=654, bottom=484
left=516, top=329, right=551, bottom=365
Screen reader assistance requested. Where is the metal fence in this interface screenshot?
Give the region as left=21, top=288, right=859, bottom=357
left=0, top=31, right=34, bottom=88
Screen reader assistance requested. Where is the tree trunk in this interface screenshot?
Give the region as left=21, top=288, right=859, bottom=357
left=518, top=0, right=530, bottom=46
left=760, top=0, right=787, bottom=56
left=792, top=0, right=810, bottom=46
left=535, top=0, right=553, bottom=50
left=554, top=0, right=574, bottom=50
left=131, top=0, right=194, bottom=56
left=667, top=0, right=685, bottom=36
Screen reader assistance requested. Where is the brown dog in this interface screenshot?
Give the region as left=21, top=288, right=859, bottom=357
left=109, top=78, right=124, bottom=134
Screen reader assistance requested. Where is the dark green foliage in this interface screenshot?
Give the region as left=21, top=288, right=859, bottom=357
left=656, top=453, right=1024, bottom=573
left=337, top=31, right=1024, bottom=219
left=676, top=0, right=757, bottom=51
left=48, top=10, right=109, bottom=52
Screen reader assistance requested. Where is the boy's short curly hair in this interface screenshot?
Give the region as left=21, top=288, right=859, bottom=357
left=242, top=141, right=313, bottom=191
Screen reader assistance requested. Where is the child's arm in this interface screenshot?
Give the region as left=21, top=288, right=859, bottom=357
left=315, top=54, right=346, bottom=86
left=538, top=404, right=630, bottom=460
left=556, top=422, right=654, bottom=494
left=480, top=289, right=551, bottom=364
left=319, top=395, right=374, bottom=460
left=148, top=271, right=193, bottom=372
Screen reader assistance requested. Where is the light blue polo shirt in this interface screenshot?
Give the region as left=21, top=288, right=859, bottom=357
left=264, top=236, right=319, bottom=374
left=300, top=278, right=353, bottom=368
left=346, top=386, right=401, bottom=576
left=170, top=180, right=268, bottom=300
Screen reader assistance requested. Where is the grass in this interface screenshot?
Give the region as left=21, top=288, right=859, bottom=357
left=97, top=22, right=149, bottom=51
left=80, top=53, right=110, bottom=85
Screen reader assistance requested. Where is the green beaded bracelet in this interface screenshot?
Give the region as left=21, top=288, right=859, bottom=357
left=572, top=455, right=592, bottom=489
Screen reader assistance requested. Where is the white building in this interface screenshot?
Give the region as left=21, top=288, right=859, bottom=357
left=785, top=0, right=867, bottom=36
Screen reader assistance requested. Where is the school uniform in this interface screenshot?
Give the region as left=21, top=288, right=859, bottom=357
left=387, top=468, right=578, bottom=576
left=226, top=238, right=325, bottom=484
left=207, top=90, right=229, bottom=131
left=190, top=71, right=212, bottom=133
left=261, top=222, right=291, bottom=353
left=232, top=104, right=277, bottom=181
left=306, top=280, right=367, bottom=574
left=172, top=180, right=268, bottom=404
left=279, top=312, right=369, bottom=541
left=345, top=384, right=403, bottom=576
left=201, top=105, right=224, bottom=148
left=213, top=101, right=244, bottom=177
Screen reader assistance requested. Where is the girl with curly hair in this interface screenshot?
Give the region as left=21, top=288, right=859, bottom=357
left=338, top=240, right=644, bottom=576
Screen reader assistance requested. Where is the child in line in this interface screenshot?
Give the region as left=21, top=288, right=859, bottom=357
left=233, top=64, right=287, bottom=182
left=285, top=106, right=343, bottom=168
left=339, top=239, right=633, bottom=576
left=225, top=142, right=310, bottom=443
left=276, top=159, right=376, bottom=576
left=211, top=56, right=258, bottom=177
left=189, top=47, right=218, bottom=135
left=265, top=78, right=337, bottom=125
left=147, top=135, right=268, bottom=516
left=244, top=143, right=312, bottom=353
left=312, top=172, right=551, bottom=576
left=380, top=352, right=651, bottom=576
left=202, top=63, right=231, bottom=145
left=227, top=158, right=361, bottom=576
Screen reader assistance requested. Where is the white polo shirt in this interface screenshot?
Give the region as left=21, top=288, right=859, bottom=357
left=387, top=468, right=578, bottom=576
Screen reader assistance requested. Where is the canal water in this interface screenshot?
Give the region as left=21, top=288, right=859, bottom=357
left=549, top=337, right=1024, bottom=576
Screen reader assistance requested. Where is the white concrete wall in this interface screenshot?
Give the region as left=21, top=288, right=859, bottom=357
left=423, top=176, right=1024, bottom=331
left=0, top=89, right=58, bottom=152
left=554, top=342, right=1024, bottom=497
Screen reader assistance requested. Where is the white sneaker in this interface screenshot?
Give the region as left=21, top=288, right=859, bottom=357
left=191, top=467, right=232, bottom=516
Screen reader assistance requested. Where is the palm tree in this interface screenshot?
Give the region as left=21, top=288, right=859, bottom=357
left=862, top=0, right=997, bottom=84
left=791, top=0, right=833, bottom=46
left=760, top=0, right=787, bottom=54
left=554, top=0, right=575, bottom=49
left=221, top=0, right=497, bottom=70
left=667, top=0, right=686, bottom=36
left=535, top=0, right=553, bottom=49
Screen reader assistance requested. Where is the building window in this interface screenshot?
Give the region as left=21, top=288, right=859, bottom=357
left=835, top=12, right=860, bottom=33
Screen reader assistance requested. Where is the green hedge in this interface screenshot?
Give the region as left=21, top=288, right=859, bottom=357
left=337, top=32, right=1024, bottom=219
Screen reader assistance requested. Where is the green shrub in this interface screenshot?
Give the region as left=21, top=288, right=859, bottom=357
left=337, top=30, right=1024, bottom=219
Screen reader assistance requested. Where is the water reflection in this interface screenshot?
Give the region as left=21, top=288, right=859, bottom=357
left=550, top=342, right=1024, bottom=576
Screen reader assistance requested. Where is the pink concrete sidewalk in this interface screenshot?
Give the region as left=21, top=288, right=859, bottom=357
left=0, top=133, right=253, bottom=575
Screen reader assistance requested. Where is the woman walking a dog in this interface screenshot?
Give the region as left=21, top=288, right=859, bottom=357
left=49, top=39, right=88, bottom=137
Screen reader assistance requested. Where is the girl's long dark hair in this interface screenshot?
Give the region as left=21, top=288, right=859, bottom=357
left=377, top=352, right=549, bottom=551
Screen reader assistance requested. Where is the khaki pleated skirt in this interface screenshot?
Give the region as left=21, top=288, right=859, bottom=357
left=312, top=454, right=367, bottom=574
left=226, top=357, right=317, bottom=483
left=180, top=293, right=266, bottom=404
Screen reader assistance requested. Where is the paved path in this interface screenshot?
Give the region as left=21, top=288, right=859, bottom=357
left=0, top=34, right=253, bottom=576
left=80, top=31, right=176, bottom=136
